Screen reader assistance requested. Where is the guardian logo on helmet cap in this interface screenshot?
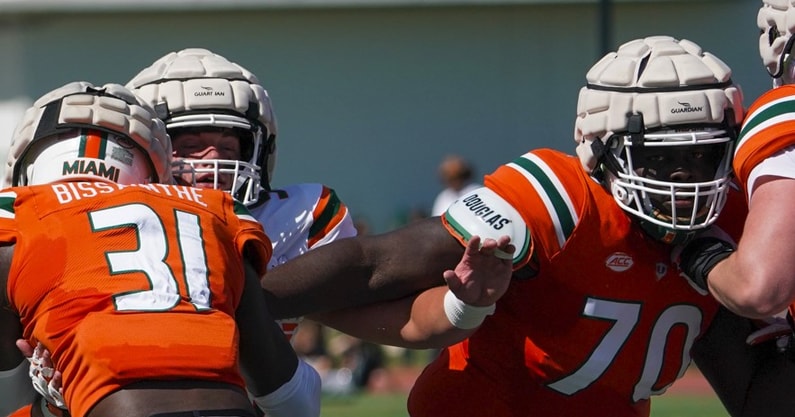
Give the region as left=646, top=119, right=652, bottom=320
left=671, top=102, right=703, bottom=114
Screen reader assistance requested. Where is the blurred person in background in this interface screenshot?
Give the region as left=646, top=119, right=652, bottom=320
left=259, top=36, right=795, bottom=417
left=431, top=154, right=481, bottom=216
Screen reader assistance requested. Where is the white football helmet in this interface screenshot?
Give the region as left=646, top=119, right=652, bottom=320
left=574, top=36, right=744, bottom=244
left=6, top=81, right=171, bottom=187
left=758, top=0, right=795, bottom=85
left=127, top=48, right=277, bottom=206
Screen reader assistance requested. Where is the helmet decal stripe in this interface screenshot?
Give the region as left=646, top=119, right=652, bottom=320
left=508, top=152, right=578, bottom=248
left=79, top=130, right=107, bottom=159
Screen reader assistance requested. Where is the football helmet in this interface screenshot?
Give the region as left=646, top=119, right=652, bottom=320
left=758, top=0, right=795, bottom=85
left=127, top=48, right=277, bottom=206
left=6, top=81, right=171, bottom=187
left=574, top=36, right=744, bottom=244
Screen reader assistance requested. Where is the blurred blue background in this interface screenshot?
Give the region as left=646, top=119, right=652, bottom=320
left=0, top=0, right=763, bottom=232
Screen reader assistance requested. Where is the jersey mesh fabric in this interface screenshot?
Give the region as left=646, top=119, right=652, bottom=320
left=0, top=183, right=271, bottom=417
left=416, top=149, right=722, bottom=417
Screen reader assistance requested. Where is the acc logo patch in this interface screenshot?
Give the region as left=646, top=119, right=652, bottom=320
left=606, top=252, right=634, bottom=272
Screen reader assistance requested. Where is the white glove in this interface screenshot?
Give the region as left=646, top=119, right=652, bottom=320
left=28, top=342, right=66, bottom=409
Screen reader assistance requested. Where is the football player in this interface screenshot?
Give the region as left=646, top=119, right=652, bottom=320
left=259, top=36, right=795, bottom=416
left=0, top=82, right=319, bottom=417
left=125, top=48, right=359, bottom=343
left=11, top=49, right=347, bottom=417
left=678, top=0, right=795, bottom=324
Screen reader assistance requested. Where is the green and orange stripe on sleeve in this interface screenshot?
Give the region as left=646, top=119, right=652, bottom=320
left=308, top=187, right=347, bottom=248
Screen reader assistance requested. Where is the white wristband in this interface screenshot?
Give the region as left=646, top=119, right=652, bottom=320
left=252, top=359, right=321, bottom=417
left=443, top=290, right=496, bottom=329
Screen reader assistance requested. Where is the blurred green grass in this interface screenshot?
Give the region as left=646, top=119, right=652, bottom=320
left=318, top=355, right=729, bottom=417
left=319, top=392, right=729, bottom=417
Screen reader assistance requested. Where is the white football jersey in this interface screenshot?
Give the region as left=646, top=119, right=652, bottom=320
left=252, top=182, right=357, bottom=339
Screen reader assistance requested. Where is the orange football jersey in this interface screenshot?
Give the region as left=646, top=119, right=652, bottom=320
left=734, top=85, right=795, bottom=196
left=411, top=149, right=722, bottom=417
left=7, top=404, right=31, bottom=417
left=0, top=182, right=271, bottom=417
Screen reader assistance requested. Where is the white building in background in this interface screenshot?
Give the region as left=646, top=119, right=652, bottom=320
left=0, top=98, right=31, bottom=185
left=0, top=0, right=761, bottom=231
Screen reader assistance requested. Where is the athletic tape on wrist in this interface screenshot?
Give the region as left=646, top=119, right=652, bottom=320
left=443, top=289, right=496, bottom=329
left=252, top=359, right=320, bottom=417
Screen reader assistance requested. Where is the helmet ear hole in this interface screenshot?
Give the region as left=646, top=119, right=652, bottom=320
left=769, top=25, right=779, bottom=45
left=610, top=180, right=631, bottom=206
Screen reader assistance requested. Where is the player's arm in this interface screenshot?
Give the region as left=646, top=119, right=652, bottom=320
left=0, top=245, right=37, bottom=415
left=237, top=258, right=320, bottom=417
left=691, top=306, right=795, bottom=417
left=309, top=235, right=514, bottom=348
left=261, top=217, right=468, bottom=319
left=707, top=176, right=795, bottom=318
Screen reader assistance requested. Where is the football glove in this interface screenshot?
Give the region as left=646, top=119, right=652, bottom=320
left=673, top=228, right=735, bottom=295
left=28, top=342, right=65, bottom=409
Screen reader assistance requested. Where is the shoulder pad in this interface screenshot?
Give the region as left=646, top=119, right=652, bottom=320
left=443, top=187, right=530, bottom=264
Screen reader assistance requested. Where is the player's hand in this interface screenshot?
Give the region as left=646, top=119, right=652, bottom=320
left=443, top=235, right=515, bottom=307
left=672, top=227, right=735, bottom=295
left=17, top=339, right=66, bottom=409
